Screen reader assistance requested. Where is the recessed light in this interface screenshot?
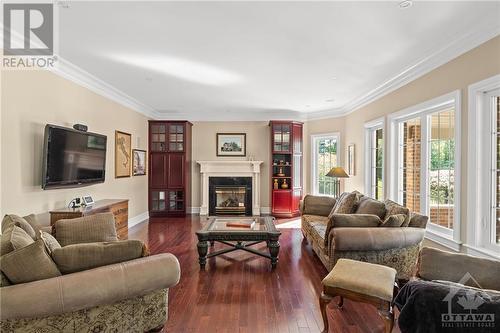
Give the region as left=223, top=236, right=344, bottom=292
left=399, top=0, right=413, bottom=8
left=331, top=76, right=337, bottom=80
left=305, top=105, right=311, bottom=108
left=325, top=99, right=335, bottom=103
left=145, top=77, right=153, bottom=82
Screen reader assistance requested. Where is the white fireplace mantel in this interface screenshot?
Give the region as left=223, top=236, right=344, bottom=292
left=196, top=160, right=264, bottom=216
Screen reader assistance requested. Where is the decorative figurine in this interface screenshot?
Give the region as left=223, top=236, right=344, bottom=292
left=281, top=179, right=289, bottom=189
left=273, top=179, right=279, bottom=190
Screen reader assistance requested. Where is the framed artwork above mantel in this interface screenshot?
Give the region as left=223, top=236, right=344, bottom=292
left=216, top=133, right=246, bottom=157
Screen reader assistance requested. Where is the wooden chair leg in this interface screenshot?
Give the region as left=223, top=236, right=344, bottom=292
left=319, top=292, right=333, bottom=333
left=377, top=302, right=394, bottom=333
left=336, top=296, right=344, bottom=308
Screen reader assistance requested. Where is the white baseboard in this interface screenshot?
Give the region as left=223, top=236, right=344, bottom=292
left=188, top=207, right=271, bottom=215
left=128, top=211, right=149, bottom=228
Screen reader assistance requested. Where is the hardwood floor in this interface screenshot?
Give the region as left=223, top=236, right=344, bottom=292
left=129, top=216, right=401, bottom=333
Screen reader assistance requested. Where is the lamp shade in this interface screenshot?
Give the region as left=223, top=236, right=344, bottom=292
left=326, top=167, right=349, bottom=178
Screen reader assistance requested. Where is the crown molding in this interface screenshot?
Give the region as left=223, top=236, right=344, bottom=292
left=306, top=23, right=500, bottom=121
left=50, top=57, right=160, bottom=119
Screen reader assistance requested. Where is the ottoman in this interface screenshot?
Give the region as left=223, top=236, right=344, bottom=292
left=319, top=259, right=398, bottom=333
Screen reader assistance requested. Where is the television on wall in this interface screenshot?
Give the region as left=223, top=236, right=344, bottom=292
left=42, top=124, right=107, bottom=189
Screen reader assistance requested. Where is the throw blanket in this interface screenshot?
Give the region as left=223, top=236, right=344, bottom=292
left=394, top=280, right=500, bottom=333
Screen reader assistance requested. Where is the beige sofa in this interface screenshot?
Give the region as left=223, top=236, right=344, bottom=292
left=0, top=213, right=181, bottom=333
left=300, top=192, right=427, bottom=279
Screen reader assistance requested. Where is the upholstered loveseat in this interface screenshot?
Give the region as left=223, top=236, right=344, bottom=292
left=300, top=191, right=428, bottom=279
left=0, top=213, right=180, bottom=333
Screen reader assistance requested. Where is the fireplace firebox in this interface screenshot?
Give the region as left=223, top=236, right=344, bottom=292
left=209, top=177, right=252, bottom=216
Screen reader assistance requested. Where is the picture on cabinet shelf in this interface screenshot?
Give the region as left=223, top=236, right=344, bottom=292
left=216, top=133, right=246, bottom=156
left=133, top=149, right=146, bottom=176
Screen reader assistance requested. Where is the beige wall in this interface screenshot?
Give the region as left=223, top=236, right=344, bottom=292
left=305, top=35, right=500, bottom=247
left=191, top=121, right=271, bottom=209
left=1, top=70, right=150, bottom=226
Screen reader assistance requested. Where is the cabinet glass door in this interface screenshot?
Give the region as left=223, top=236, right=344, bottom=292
left=273, top=124, right=291, bottom=152
left=151, top=190, right=168, bottom=211
left=168, top=190, right=184, bottom=211
left=150, top=124, right=167, bottom=152
left=169, top=124, right=184, bottom=152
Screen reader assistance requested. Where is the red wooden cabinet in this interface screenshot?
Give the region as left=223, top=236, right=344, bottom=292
left=269, top=121, right=303, bottom=218
left=148, top=121, right=192, bottom=217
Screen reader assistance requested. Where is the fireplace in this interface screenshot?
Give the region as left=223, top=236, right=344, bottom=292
left=209, top=177, right=252, bottom=216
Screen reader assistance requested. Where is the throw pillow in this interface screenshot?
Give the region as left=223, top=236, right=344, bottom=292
left=0, top=271, right=11, bottom=287
left=0, top=226, right=35, bottom=255
left=329, top=192, right=358, bottom=216
left=384, top=200, right=410, bottom=226
left=39, top=230, right=61, bottom=254
left=381, top=214, right=406, bottom=227
left=0, top=239, right=61, bottom=284
left=408, top=213, right=429, bottom=228
left=1, top=214, right=37, bottom=240
left=23, top=214, right=42, bottom=235
left=355, top=197, right=387, bottom=219
left=55, top=213, right=118, bottom=247
left=51, top=240, right=145, bottom=274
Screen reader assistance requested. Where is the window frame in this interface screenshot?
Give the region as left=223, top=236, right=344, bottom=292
left=467, top=74, right=500, bottom=259
left=388, top=90, right=461, bottom=250
left=364, top=118, right=385, bottom=200
left=311, top=132, right=341, bottom=196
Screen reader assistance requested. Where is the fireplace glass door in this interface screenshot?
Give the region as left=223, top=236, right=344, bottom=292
left=215, top=186, right=246, bottom=215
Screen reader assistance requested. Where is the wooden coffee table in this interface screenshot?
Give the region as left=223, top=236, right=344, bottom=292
left=196, top=217, right=281, bottom=269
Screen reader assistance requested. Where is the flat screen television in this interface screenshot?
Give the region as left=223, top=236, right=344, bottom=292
left=42, top=124, right=107, bottom=189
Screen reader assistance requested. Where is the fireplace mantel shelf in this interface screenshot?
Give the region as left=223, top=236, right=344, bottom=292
left=196, top=161, right=264, bottom=216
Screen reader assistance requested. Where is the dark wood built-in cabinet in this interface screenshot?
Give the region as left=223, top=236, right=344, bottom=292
left=148, top=121, right=192, bottom=217
left=270, top=121, right=303, bottom=218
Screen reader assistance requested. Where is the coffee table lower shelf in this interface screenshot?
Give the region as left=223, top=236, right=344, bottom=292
left=197, top=239, right=280, bottom=269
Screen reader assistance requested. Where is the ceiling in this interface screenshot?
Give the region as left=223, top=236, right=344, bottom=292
left=54, top=1, right=500, bottom=121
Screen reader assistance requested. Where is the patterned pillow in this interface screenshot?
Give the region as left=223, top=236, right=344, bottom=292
left=329, top=192, right=358, bottom=216
left=38, top=230, right=61, bottom=254
left=381, top=214, right=406, bottom=227
left=384, top=200, right=410, bottom=226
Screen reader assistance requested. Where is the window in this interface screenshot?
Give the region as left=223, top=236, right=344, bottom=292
left=490, top=92, right=500, bottom=247
left=365, top=120, right=384, bottom=200
left=389, top=91, right=461, bottom=248
left=467, top=76, right=500, bottom=258
left=312, top=133, right=340, bottom=196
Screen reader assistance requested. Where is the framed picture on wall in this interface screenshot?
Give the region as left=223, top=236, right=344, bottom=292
left=132, top=149, right=147, bottom=176
left=216, top=133, right=246, bottom=156
left=347, top=144, right=355, bottom=176
left=115, top=130, right=132, bottom=178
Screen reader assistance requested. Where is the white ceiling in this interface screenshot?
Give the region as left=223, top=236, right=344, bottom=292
left=55, top=1, right=500, bottom=121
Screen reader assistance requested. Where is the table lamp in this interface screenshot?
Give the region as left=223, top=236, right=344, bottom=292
left=326, top=167, right=349, bottom=197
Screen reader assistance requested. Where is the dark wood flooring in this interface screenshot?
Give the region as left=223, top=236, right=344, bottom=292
left=129, top=216, right=401, bottom=333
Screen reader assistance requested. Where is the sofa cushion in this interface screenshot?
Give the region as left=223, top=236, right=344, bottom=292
left=23, top=214, right=42, bottom=235
left=330, top=214, right=382, bottom=228
left=381, top=214, right=406, bottom=227
left=355, top=197, right=387, bottom=219
left=1, top=214, right=37, bottom=240
left=51, top=240, right=145, bottom=274
left=302, top=195, right=337, bottom=216
left=55, top=213, right=118, bottom=247
left=329, top=192, right=358, bottom=216
left=0, top=239, right=61, bottom=284
left=409, top=213, right=429, bottom=228
left=0, top=226, right=35, bottom=255
left=39, top=230, right=61, bottom=254
left=0, top=271, right=11, bottom=287
left=384, top=200, right=410, bottom=226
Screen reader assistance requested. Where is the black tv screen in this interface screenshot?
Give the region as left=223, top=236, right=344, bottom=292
left=42, top=125, right=107, bottom=189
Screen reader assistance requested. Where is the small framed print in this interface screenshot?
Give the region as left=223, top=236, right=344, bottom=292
left=216, top=133, right=246, bottom=157
left=347, top=144, right=355, bottom=176
left=82, top=195, right=94, bottom=206
left=133, top=149, right=147, bottom=176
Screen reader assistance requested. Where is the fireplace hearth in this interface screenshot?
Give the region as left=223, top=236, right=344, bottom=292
left=209, top=177, right=252, bottom=216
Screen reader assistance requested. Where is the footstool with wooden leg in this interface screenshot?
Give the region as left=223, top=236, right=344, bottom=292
left=319, top=259, right=398, bottom=333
